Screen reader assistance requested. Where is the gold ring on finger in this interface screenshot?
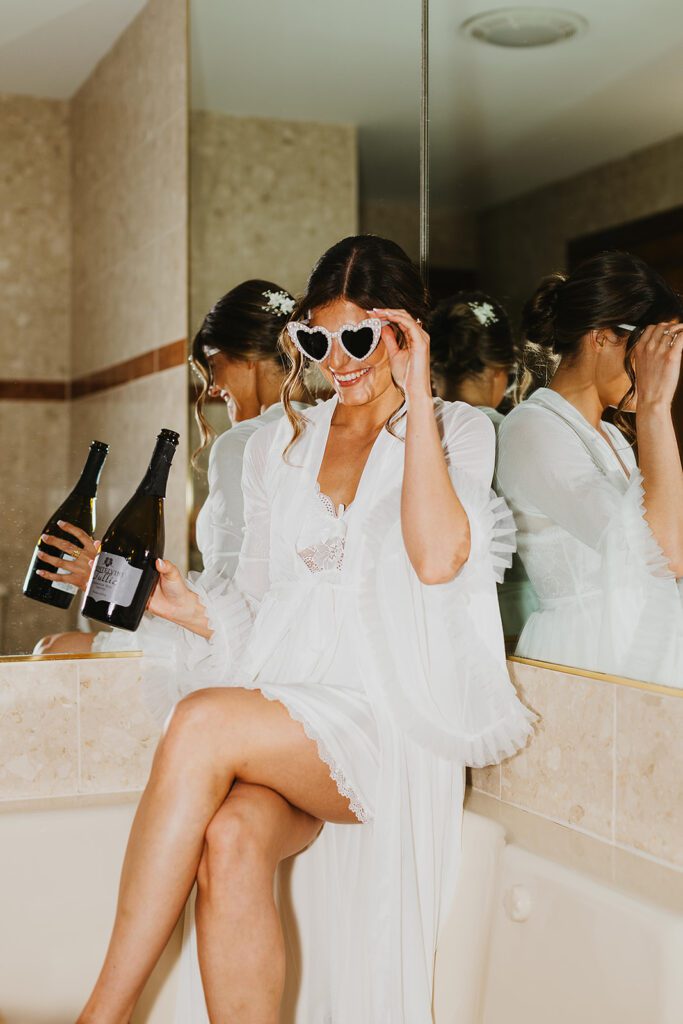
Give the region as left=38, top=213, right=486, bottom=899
left=72, top=548, right=80, bottom=559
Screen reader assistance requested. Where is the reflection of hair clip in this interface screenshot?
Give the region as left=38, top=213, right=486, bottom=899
left=262, top=290, right=296, bottom=316
left=469, top=301, right=498, bottom=327
left=202, top=345, right=221, bottom=356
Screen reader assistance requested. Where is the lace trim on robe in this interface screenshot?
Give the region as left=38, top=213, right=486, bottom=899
left=297, top=487, right=351, bottom=574
left=256, top=687, right=370, bottom=823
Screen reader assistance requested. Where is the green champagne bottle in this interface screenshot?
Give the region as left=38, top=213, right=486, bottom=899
left=23, top=440, right=109, bottom=609
left=82, top=429, right=179, bottom=631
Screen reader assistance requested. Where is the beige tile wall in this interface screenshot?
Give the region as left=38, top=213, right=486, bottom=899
left=360, top=198, right=421, bottom=263
left=2, top=0, right=189, bottom=655
left=70, top=365, right=189, bottom=571
left=68, top=0, right=189, bottom=571
left=471, top=661, right=683, bottom=870
left=0, top=95, right=72, bottom=653
left=0, top=400, right=71, bottom=654
left=0, top=93, right=71, bottom=381
left=190, top=110, right=358, bottom=330
left=1, top=655, right=680, bottom=873
left=360, top=198, right=478, bottom=270
left=0, top=656, right=158, bottom=800
left=70, top=0, right=187, bottom=375
left=479, top=132, right=683, bottom=318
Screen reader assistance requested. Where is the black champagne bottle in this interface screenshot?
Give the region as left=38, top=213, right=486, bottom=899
left=82, top=429, right=179, bottom=631
left=23, top=440, right=109, bottom=609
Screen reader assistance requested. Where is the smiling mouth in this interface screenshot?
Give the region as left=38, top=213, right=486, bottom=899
left=332, top=366, right=372, bottom=386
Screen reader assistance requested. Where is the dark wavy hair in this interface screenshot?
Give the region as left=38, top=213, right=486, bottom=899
left=522, top=250, right=683, bottom=436
left=429, top=289, right=521, bottom=399
left=191, top=279, right=294, bottom=462
left=280, top=235, right=429, bottom=453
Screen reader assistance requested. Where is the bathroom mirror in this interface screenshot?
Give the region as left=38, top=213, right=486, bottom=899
left=187, top=0, right=423, bottom=568
left=428, top=0, right=683, bottom=690
left=0, top=0, right=188, bottom=658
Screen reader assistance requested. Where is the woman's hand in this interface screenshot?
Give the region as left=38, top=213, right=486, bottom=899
left=370, top=308, right=432, bottom=401
left=633, top=322, right=683, bottom=412
left=147, top=558, right=212, bottom=637
left=36, top=521, right=99, bottom=592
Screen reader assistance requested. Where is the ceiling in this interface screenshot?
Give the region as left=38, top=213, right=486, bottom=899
left=193, top=0, right=683, bottom=207
left=0, top=0, right=145, bottom=99
left=2, top=0, right=682, bottom=209
left=429, top=0, right=683, bottom=208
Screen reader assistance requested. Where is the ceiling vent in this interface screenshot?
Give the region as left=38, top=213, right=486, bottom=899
left=460, top=7, right=588, bottom=48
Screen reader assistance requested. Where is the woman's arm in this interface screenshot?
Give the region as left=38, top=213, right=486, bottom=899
left=373, top=307, right=472, bottom=584
left=634, top=323, right=683, bottom=576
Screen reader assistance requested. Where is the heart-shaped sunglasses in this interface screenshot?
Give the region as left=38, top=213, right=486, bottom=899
left=286, top=317, right=388, bottom=363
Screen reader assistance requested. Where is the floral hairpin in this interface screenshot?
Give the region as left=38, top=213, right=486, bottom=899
left=262, top=289, right=296, bottom=316
left=469, top=301, right=498, bottom=327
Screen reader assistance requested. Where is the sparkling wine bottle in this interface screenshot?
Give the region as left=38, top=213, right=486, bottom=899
left=82, top=429, right=179, bottom=631
left=23, top=440, right=109, bottom=609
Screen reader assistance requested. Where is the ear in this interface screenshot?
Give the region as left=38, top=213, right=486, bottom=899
left=588, top=328, right=608, bottom=352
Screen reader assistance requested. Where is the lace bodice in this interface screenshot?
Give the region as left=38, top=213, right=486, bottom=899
left=296, top=487, right=351, bottom=574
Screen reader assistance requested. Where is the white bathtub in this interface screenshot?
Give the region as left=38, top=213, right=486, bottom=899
left=434, top=791, right=683, bottom=1024
left=1, top=790, right=681, bottom=1023
left=0, top=795, right=183, bottom=1024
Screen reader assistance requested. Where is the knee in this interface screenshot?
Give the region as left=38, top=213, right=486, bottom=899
left=197, top=805, right=273, bottom=893
left=33, top=632, right=80, bottom=656
left=33, top=634, right=59, bottom=656
left=161, top=688, right=223, bottom=747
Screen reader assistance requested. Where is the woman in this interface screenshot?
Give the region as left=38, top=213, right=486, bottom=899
left=496, top=250, right=683, bottom=687
left=76, top=236, right=535, bottom=1024
left=429, top=289, right=521, bottom=425
left=33, top=279, right=309, bottom=656
left=429, top=290, right=536, bottom=641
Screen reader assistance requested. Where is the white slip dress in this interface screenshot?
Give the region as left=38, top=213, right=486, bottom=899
left=152, top=396, right=536, bottom=1021
left=495, top=388, right=683, bottom=687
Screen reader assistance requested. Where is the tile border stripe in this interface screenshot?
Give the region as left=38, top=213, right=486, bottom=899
left=0, top=339, right=187, bottom=401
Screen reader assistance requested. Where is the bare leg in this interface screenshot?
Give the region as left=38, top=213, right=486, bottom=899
left=196, top=782, right=321, bottom=1023
left=76, top=687, right=357, bottom=1024
left=33, top=631, right=95, bottom=656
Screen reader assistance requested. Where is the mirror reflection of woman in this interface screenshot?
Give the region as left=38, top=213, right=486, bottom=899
left=429, top=291, right=538, bottom=640
left=429, top=289, right=521, bottom=426
left=33, top=280, right=309, bottom=658
left=496, top=250, right=683, bottom=687
left=76, top=235, right=535, bottom=1024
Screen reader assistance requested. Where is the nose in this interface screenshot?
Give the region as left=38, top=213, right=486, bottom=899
left=327, top=336, right=355, bottom=371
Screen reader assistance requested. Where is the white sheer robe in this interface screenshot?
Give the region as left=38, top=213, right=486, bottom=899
left=495, top=387, right=683, bottom=688
left=161, top=396, right=535, bottom=1022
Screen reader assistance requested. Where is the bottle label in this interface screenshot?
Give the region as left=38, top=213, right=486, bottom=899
left=87, top=552, right=143, bottom=607
left=51, top=552, right=78, bottom=595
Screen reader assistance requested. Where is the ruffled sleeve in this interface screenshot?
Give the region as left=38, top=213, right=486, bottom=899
left=136, top=422, right=277, bottom=723
left=599, top=467, right=683, bottom=684
left=358, top=402, right=537, bottom=767
left=201, top=427, right=252, bottom=576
